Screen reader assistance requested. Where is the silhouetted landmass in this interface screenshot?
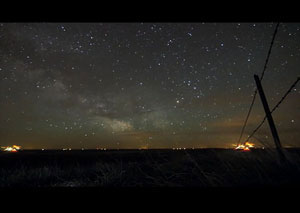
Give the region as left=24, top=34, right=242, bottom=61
left=1, top=149, right=300, bottom=187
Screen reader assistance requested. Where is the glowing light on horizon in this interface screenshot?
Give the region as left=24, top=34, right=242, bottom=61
left=235, top=142, right=255, bottom=151
left=1, top=145, right=21, bottom=152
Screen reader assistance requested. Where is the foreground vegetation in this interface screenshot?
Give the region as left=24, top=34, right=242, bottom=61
left=1, top=149, right=300, bottom=187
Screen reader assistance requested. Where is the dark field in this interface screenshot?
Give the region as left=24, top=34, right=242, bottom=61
left=1, top=148, right=300, bottom=187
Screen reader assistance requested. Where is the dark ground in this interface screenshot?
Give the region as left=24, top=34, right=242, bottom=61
left=1, top=148, right=300, bottom=187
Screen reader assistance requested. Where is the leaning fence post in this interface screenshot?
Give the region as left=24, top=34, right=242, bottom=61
left=254, top=74, right=286, bottom=161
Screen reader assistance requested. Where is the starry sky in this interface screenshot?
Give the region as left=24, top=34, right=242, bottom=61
left=0, top=22, right=299, bottom=149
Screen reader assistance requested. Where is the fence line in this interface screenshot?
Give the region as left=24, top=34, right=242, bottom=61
left=237, top=22, right=280, bottom=145
left=244, top=77, right=300, bottom=143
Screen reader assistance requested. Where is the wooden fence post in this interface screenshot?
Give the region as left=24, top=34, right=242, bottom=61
left=254, top=74, right=285, bottom=161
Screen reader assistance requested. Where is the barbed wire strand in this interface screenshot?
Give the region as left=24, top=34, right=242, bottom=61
left=244, top=77, right=300, bottom=142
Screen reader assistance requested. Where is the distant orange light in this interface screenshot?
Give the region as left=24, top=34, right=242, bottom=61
left=2, top=145, right=21, bottom=152
left=243, top=147, right=250, bottom=151
left=245, top=142, right=254, bottom=148
left=235, top=142, right=255, bottom=151
left=12, top=145, right=21, bottom=150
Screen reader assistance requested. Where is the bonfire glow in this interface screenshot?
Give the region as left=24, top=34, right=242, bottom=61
left=2, top=145, right=21, bottom=152
left=235, top=142, right=255, bottom=151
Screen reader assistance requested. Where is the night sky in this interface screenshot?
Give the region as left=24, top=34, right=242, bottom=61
left=0, top=23, right=299, bottom=149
